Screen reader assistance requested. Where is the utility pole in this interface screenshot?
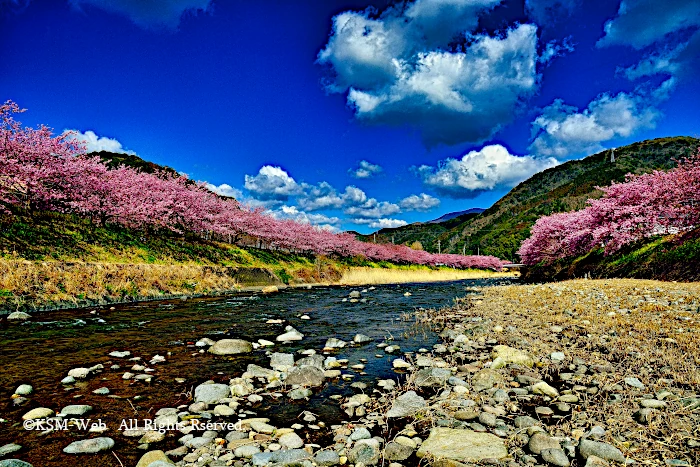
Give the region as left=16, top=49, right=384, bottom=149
left=392, top=235, right=395, bottom=244
left=462, top=244, right=466, bottom=255
left=477, top=245, right=480, bottom=256
left=437, top=239, right=441, bottom=254
left=373, top=233, right=376, bottom=243
left=610, top=148, right=615, bottom=163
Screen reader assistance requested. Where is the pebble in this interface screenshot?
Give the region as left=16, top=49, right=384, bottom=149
left=14, top=385, right=32, bottom=396
left=63, top=437, right=115, bottom=454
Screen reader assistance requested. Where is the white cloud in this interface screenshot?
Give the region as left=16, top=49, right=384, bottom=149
left=318, top=1, right=542, bottom=146
left=271, top=205, right=341, bottom=228
left=529, top=92, right=659, bottom=158
left=399, top=193, right=440, bottom=211
left=66, top=130, right=134, bottom=154
left=349, top=160, right=383, bottom=179
left=204, top=183, right=243, bottom=199
left=525, top=0, right=580, bottom=25
left=243, top=166, right=302, bottom=201
left=344, top=198, right=401, bottom=219
left=539, top=37, right=574, bottom=64
left=352, top=218, right=408, bottom=229
left=418, top=144, right=558, bottom=198
left=68, top=0, right=213, bottom=30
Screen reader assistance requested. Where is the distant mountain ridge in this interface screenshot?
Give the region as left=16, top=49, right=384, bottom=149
left=427, top=208, right=484, bottom=224
left=359, top=136, right=700, bottom=260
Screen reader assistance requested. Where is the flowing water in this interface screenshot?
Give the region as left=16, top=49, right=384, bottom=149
left=0, top=278, right=513, bottom=466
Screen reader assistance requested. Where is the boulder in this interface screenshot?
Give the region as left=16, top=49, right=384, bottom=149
left=386, top=391, right=426, bottom=418
left=63, top=437, right=115, bottom=454
left=285, top=366, right=324, bottom=387
left=416, top=428, right=508, bottom=462
left=136, top=450, right=174, bottom=467
left=208, top=339, right=253, bottom=355
left=491, top=345, right=534, bottom=368
left=194, top=383, right=230, bottom=404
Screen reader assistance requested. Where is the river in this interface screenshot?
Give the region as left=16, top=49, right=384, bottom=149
left=0, top=278, right=514, bottom=467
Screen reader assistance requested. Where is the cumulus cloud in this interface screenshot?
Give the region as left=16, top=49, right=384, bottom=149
left=243, top=166, right=302, bottom=201
left=204, top=183, right=243, bottom=199
left=271, top=205, right=342, bottom=230
left=344, top=198, right=402, bottom=219
left=597, top=0, right=700, bottom=50
left=539, top=37, right=574, bottom=64
left=529, top=92, right=659, bottom=158
left=67, top=130, right=134, bottom=154
left=349, top=160, right=383, bottom=179
left=418, top=144, right=558, bottom=198
left=318, top=1, right=542, bottom=146
left=352, top=218, right=408, bottom=229
left=68, top=0, right=213, bottom=30
left=525, top=0, right=580, bottom=25
left=399, top=193, right=440, bottom=211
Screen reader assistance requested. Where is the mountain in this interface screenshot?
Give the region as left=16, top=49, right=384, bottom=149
left=360, top=136, right=700, bottom=261
left=427, top=208, right=485, bottom=224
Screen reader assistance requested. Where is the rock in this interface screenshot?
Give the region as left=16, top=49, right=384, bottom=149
left=261, top=286, right=278, bottom=294
left=414, top=367, right=452, bottom=387
left=578, top=439, right=625, bottom=463
left=0, top=444, right=21, bottom=457
left=348, top=439, right=381, bottom=465
left=288, top=388, right=312, bottom=399
left=324, top=338, right=347, bottom=349
left=245, top=364, right=280, bottom=381
left=386, top=391, right=426, bottom=418
left=135, top=450, right=174, bottom=467
left=153, top=412, right=178, bottom=428
left=514, top=416, right=539, bottom=428
left=296, top=354, right=325, bottom=369
left=285, top=366, right=325, bottom=387
left=584, top=456, right=610, bottom=467
left=349, top=427, right=371, bottom=441
left=349, top=291, right=361, bottom=298
left=623, top=377, right=645, bottom=389
left=532, top=381, right=559, bottom=398
left=528, top=433, right=561, bottom=455
left=478, top=412, right=497, bottom=427
left=230, top=378, right=255, bottom=396
left=471, top=369, right=503, bottom=392
left=253, top=449, right=310, bottom=466
left=0, top=461, right=33, bottom=467
left=276, top=326, right=304, bottom=342
left=92, top=387, right=110, bottom=395
left=139, top=431, right=166, bottom=444
left=61, top=376, right=76, bottom=384
left=278, top=432, right=304, bottom=449
left=67, top=368, right=91, bottom=379
left=542, top=448, right=570, bottom=467
left=550, top=352, right=566, bottom=362
left=7, top=312, right=31, bottom=320
left=63, top=437, right=115, bottom=454
left=491, top=345, right=534, bottom=369
left=633, top=408, right=655, bottom=424
left=314, top=450, right=340, bottom=466
left=14, top=385, right=32, bottom=396
left=194, top=383, right=230, bottom=404
left=109, top=351, right=131, bottom=358
left=60, top=405, right=93, bottom=417
left=353, top=334, right=372, bottom=343
left=417, top=428, right=508, bottom=461
left=235, top=444, right=261, bottom=458
left=213, top=405, right=236, bottom=416
left=22, top=408, right=54, bottom=420
left=208, top=339, right=253, bottom=355
left=270, top=353, right=295, bottom=372
left=385, top=442, right=414, bottom=461
left=639, top=399, right=667, bottom=409
left=250, top=421, right=276, bottom=434
left=392, top=359, right=412, bottom=369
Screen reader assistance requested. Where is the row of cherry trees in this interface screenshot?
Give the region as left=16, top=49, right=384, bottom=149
left=518, top=152, right=700, bottom=265
left=0, top=101, right=505, bottom=270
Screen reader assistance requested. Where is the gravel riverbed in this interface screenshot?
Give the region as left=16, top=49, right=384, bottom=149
left=1, top=278, right=698, bottom=467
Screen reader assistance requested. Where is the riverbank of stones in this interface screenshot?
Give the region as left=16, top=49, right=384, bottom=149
left=2, top=279, right=697, bottom=467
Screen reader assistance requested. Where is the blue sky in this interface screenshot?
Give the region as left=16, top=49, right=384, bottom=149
left=1, top=0, right=699, bottom=233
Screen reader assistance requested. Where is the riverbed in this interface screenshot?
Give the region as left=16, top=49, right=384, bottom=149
left=0, top=278, right=514, bottom=467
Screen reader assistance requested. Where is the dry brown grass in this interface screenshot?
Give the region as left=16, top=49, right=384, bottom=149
left=338, top=267, right=516, bottom=286
left=446, top=278, right=700, bottom=464
left=0, top=258, right=240, bottom=310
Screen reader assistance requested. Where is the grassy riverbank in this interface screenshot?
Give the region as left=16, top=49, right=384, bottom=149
left=0, top=211, right=508, bottom=312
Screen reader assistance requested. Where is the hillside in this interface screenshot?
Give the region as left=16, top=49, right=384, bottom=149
left=365, top=136, right=700, bottom=261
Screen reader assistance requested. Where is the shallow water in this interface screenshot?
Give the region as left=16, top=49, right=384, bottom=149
left=0, top=278, right=512, bottom=466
